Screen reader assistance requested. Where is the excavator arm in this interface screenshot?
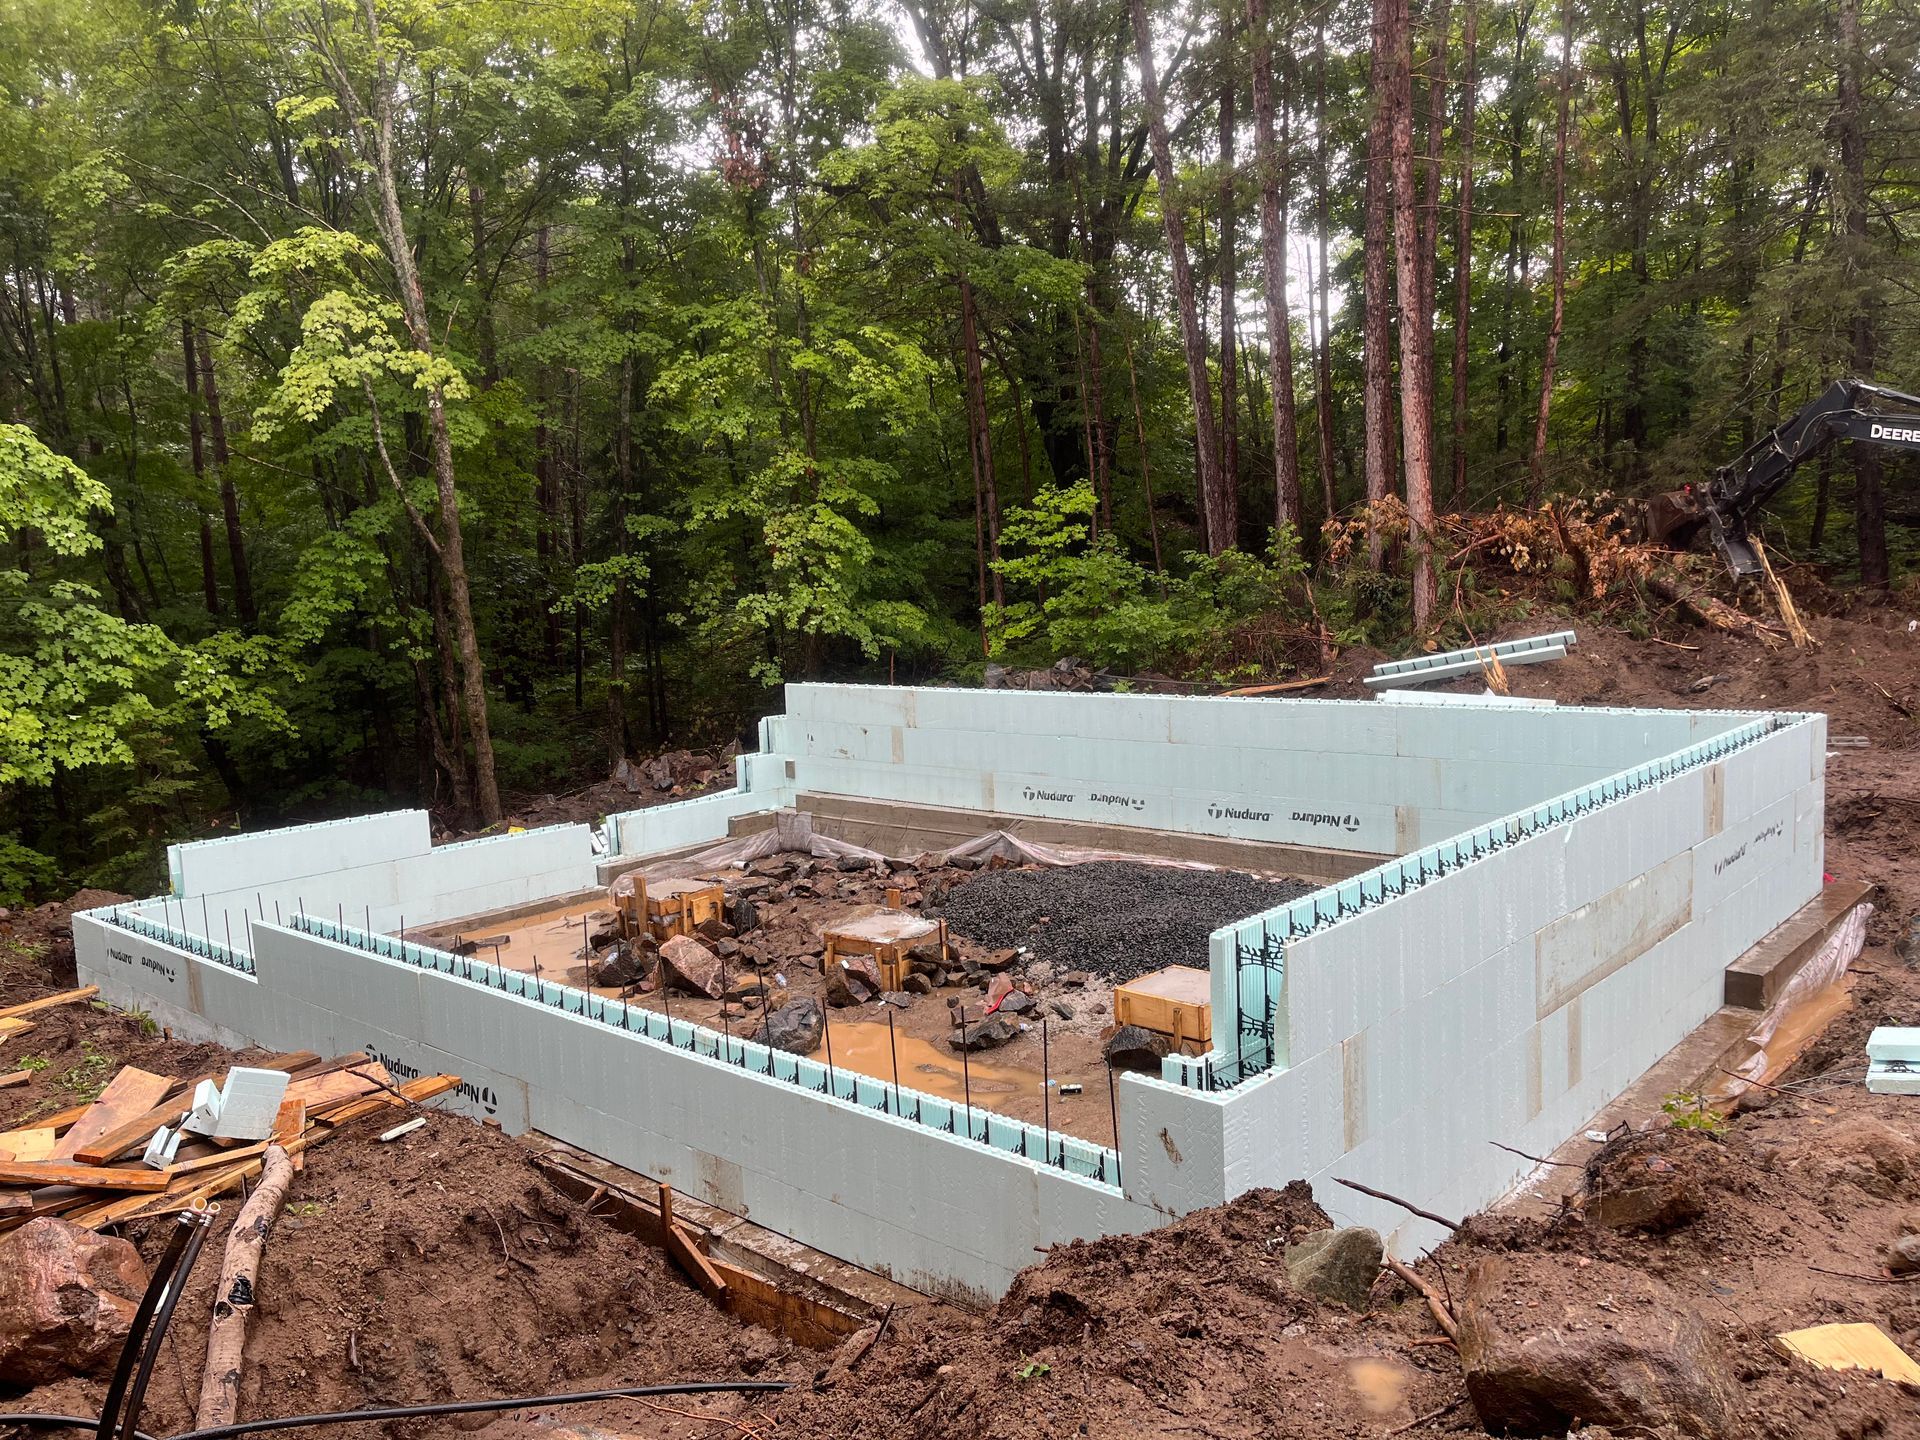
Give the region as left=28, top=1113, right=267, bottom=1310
left=1700, top=377, right=1920, bottom=575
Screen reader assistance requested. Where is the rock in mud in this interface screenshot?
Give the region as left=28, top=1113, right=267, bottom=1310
left=730, top=896, right=760, bottom=935
left=950, top=1016, right=1018, bottom=1051
left=752, top=997, right=825, bottom=1055
left=1887, top=1233, right=1920, bottom=1275
left=823, top=952, right=884, bottom=1007
left=0, top=1219, right=148, bottom=1384
left=1102, top=1024, right=1171, bottom=1073
left=1457, top=1253, right=1738, bottom=1439
left=1283, top=1226, right=1383, bottom=1311
left=657, top=935, right=725, bottom=999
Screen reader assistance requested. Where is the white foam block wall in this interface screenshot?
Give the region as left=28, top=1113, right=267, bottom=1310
left=777, top=685, right=1755, bottom=856
left=1178, top=715, right=1825, bottom=1256
left=162, top=821, right=599, bottom=948
left=73, top=913, right=1161, bottom=1303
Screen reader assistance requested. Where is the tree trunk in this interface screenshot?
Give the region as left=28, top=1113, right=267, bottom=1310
left=1530, top=0, right=1572, bottom=493
left=1363, top=0, right=1397, bottom=564
left=182, top=321, right=220, bottom=617
left=198, top=512, right=222, bottom=616
left=195, top=1147, right=295, bottom=1430
left=330, top=0, right=502, bottom=823
left=1449, top=0, right=1479, bottom=506
left=1124, top=337, right=1168, bottom=582
left=1835, top=0, right=1885, bottom=586
left=610, top=349, right=635, bottom=767
left=1388, top=0, right=1438, bottom=626
left=1219, top=61, right=1240, bottom=540
left=959, top=275, right=1004, bottom=607
left=1247, top=0, right=1302, bottom=531
left=1130, top=0, right=1231, bottom=553
left=197, top=330, right=256, bottom=626
left=1313, top=17, right=1339, bottom=520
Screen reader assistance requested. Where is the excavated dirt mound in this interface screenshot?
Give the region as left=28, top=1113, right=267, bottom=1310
left=932, top=861, right=1313, bottom=982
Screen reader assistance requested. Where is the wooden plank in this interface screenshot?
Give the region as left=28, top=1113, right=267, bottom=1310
left=0, top=1019, right=35, bottom=1042
left=0, top=1160, right=170, bottom=1191
left=0, top=1128, right=57, bottom=1163
left=659, top=1184, right=729, bottom=1301
left=0, top=1070, right=28, bottom=1089
left=1774, top=1324, right=1920, bottom=1386
left=70, top=1051, right=326, bottom=1165
left=286, top=1063, right=393, bottom=1112
left=50, top=1067, right=172, bottom=1162
left=0, top=987, right=98, bottom=1022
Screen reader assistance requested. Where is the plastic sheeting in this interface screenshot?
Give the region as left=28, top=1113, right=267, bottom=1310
left=1718, top=899, right=1872, bottom=1092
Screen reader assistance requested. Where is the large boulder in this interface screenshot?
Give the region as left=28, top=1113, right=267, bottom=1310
left=1102, top=1024, right=1171, bottom=1074
left=657, top=935, right=725, bottom=999
left=0, top=1219, right=149, bottom=1384
left=949, top=1016, right=1018, bottom=1052
left=823, top=952, right=884, bottom=1008
left=1283, top=1226, right=1383, bottom=1311
left=1457, top=1253, right=1739, bottom=1438
left=751, top=997, right=825, bottom=1055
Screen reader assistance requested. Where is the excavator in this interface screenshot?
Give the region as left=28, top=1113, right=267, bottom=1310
left=1645, top=377, right=1920, bottom=575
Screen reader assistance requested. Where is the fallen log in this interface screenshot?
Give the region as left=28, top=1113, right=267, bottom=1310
left=195, top=1145, right=295, bottom=1429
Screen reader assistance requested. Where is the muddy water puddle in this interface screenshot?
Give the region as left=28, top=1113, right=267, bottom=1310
left=810, top=1021, right=1043, bottom=1104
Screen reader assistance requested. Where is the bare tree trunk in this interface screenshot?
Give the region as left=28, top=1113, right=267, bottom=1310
left=1363, top=0, right=1397, bottom=565
left=1389, top=0, right=1438, bottom=627
left=960, top=275, right=1004, bottom=608
left=1219, top=61, right=1241, bottom=537
left=1836, top=0, right=1885, bottom=586
left=1419, top=0, right=1451, bottom=328
left=182, top=320, right=219, bottom=617
left=321, top=0, right=502, bottom=823
left=1124, top=337, right=1168, bottom=586
left=1131, top=0, right=1231, bottom=552
left=196, top=1147, right=295, bottom=1430
left=1247, top=0, right=1302, bottom=531
left=610, top=349, right=634, bottom=767
left=1314, top=17, right=1339, bottom=521
left=1529, top=0, right=1572, bottom=493
left=1449, top=0, right=1479, bottom=506
left=197, top=330, right=255, bottom=626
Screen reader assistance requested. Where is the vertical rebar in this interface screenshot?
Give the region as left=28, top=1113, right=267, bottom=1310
left=224, top=913, right=233, bottom=959
left=1106, top=1065, right=1120, bottom=1187
left=886, top=1008, right=900, bottom=1115
left=365, top=905, right=372, bottom=935
left=960, top=1022, right=974, bottom=1143
left=1041, top=1018, right=1052, bottom=1167
left=823, top=1009, right=837, bottom=1099
left=275, top=900, right=282, bottom=925
left=200, top=896, right=211, bottom=947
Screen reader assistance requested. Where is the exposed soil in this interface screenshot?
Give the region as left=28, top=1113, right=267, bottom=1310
left=8, top=599, right=1920, bottom=1440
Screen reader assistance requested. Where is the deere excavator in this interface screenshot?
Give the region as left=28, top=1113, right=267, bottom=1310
left=1645, top=377, right=1920, bottom=575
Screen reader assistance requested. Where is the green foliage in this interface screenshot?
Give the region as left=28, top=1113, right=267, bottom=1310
left=0, top=834, right=57, bottom=907
left=1662, top=1091, right=1729, bottom=1135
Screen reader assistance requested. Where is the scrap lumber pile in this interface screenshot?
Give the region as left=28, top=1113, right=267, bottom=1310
left=0, top=1022, right=458, bottom=1230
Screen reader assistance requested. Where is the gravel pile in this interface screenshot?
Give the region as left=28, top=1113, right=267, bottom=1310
left=931, top=861, right=1314, bottom=983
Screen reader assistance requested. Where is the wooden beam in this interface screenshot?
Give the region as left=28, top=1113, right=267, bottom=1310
left=0, top=1161, right=171, bottom=1191
left=0, top=987, right=98, bottom=1021
left=658, top=1183, right=730, bottom=1301
left=0, top=1070, right=28, bottom=1089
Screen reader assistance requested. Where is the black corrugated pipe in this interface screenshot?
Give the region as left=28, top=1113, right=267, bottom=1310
left=116, top=1207, right=216, bottom=1440
left=93, top=1212, right=199, bottom=1440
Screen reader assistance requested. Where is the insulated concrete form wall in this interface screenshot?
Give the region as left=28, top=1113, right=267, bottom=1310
left=772, top=685, right=1756, bottom=856
left=73, top=910, right=1158, bottom=1302
left=78, top=689, right=1829, bottom=1298
left=1145, top=714, right=1826, bottom=1256
left=159, top=816, right=598, bottom=946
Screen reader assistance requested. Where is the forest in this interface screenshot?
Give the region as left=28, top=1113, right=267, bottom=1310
left=0, top=0, right=1915, bottom=897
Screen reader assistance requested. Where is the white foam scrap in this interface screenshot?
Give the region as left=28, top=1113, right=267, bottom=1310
left=1867, top=1027, right=1920, bottom=1064
left=180, top=1068, right=291, bottom=1140
left=141, top=1125, right=182, bottom=1169
left=1867, top=1059, right=1920, bottom=1095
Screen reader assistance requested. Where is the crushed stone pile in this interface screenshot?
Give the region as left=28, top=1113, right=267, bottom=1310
left=931, top=861, right=1313, bottom=982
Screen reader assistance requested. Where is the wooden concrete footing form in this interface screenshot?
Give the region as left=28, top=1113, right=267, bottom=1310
left=527, top=1137, right=931, bottom=1346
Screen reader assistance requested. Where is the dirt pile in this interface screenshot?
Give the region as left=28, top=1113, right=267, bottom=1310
left=932, top=860, right=1313, bottom=982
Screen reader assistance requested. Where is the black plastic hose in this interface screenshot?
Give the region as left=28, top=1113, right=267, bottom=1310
left=166, top=1381, right=793, bottom=1440
left=116, top=1209, right=215, bottom=1440
left=93, top=1215, right=197, bottom=1440
left=0, top=1380, right=790, bottom=1440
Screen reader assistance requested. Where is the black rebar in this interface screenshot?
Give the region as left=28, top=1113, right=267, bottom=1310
left=886, top=1008, right=900, bottom=1116
left=1107, top=1065, right=1121, bottom=1188
left=1041, top=1018, right=1052, bottom=1167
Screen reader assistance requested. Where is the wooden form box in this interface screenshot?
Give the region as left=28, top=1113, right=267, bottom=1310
left=822, top=911, right=948, bottom=992
left=1113, top=965, right=1212, bottom=1047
